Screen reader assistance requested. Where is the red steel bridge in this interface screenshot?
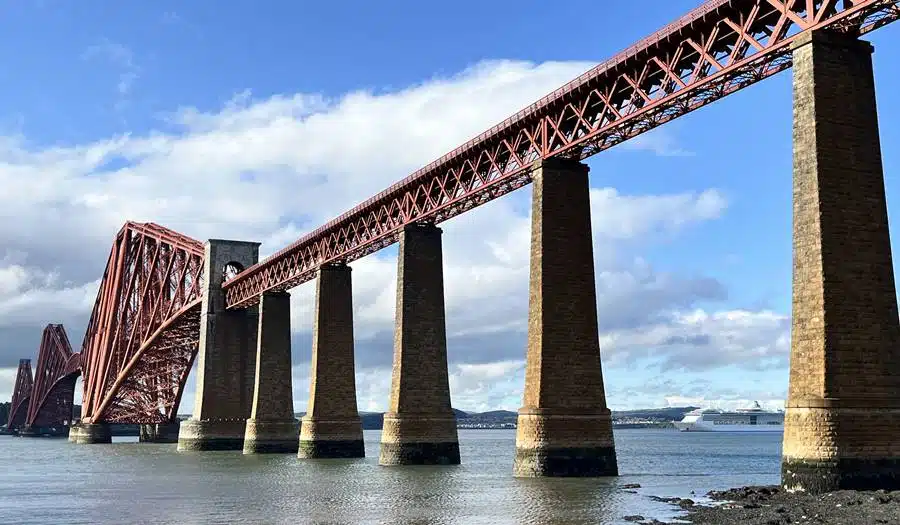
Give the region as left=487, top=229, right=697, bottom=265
left=7, top=0, right=900, bottom=426
left=5, top=326, right=81, bottom=433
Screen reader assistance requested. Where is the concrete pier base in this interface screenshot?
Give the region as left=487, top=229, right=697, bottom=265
left=379, top=224, right=460, bottom=466
left=380, top=414, right=459, bottom=465
left=298, top=418, right=365, bottom=459
left=18, top=426, right=38, bottom=438
left=67, top=424, right=80, bottom=443
left=70, top=423, right=112, bottom=444
left=299, top=264, right=365, bottom=459
left=242, top=291, right=299, bottom=455
left=139, top=422, right=180, bottom=443
left=514, top=410, right=617, bottom=477
left=781, top=31, right=900, bottom=493
left=243, top=419, right=300, bottom=454
left=177, top=419, right=248, bottom=451
left=19, top=426, right=68, bottom=438
left=513, top=159, right=617, bottom=478
left=177, top=240, right=260, bottom=453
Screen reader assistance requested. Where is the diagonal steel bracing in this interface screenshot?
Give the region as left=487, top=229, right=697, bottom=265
left=222, top=0, right=900, bottom=308
left=7, top=359, right=33, bottom=430
left=79, top=222, right=205, bottom=424
left=25, top=325, right=80, bottom=428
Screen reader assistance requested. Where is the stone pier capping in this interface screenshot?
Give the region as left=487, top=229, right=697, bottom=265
left=513, top=158, right=618, bottom=478
left=243, top=291, right=299, bottom=454
left=379, top=224, right=460, bottom=466
left=781, top=29, right=900, bottom=492
left=299, top=263, right=365, bottom=459
left=177, top=240, right=261, bottom=452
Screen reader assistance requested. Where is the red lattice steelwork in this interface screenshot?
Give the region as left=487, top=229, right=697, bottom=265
left=223, top=0, right=900, bottom=308
left=79, top=222, right=205, bottom=424
left=25, top=325, right=81, bottom=429
left=6, top=359, right=33, bottom=430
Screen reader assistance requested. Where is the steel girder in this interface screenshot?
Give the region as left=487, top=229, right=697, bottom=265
left=79, top=222, right=205, bottom=424
left=25, top=325, right=80, bottom=428
left=7, top=359, right=33, bottom=430
left=222, top=0, right=900, bottom=308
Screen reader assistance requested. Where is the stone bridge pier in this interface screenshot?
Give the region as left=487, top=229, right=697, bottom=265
left=299, top=263, right=365, bottom=458
left=514, top=158, right=617, bottom=477
left=379, top=223, right=460, bottom=465
left=177, top=240, right=260, bottom=451
left=782, top=31, right=900, bottom=492
left=243, top=291, right=300, bottom=454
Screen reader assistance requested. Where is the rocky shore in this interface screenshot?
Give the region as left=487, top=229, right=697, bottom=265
left=631, top=485, right=900, bottom=524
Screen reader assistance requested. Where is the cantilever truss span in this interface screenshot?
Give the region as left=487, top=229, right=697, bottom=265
left=79, top=222, right=205, bottom=424
left=223, top=0, right=900, bottom=308
left=7, top=359, right=33, bottom=430
left=25, top=325, right=81, bottom=429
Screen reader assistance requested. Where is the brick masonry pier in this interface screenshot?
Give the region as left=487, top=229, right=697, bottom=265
left=243, top=291, right=299, bottom=454
left=299, top=264, right=365, bottom=459
left=513, top=158, right=618, bottom=478
left=781, top=30, right=900, bottom=493
left=379, top=223, right=460, bottom=466
left=178, top=240, right=260, bottom=452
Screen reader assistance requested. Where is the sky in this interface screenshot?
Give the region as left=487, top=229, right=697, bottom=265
left=1, top=1, right=899, bottom=414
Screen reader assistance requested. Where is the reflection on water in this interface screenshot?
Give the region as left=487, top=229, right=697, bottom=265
left=0, top=429, right=782, bottom=524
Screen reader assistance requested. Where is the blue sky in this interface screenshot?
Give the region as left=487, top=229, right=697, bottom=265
left=0, top=1, right=899, bottom=413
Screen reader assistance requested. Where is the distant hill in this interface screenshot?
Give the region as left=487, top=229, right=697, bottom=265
left=612, top=406, right=699, bottom=421
left=151, top=406, right=699, bottom=431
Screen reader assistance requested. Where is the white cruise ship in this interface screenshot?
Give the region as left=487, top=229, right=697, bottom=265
left=673, top=402, right=784, bottom=432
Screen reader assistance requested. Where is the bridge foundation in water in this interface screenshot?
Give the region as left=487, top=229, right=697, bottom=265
left=782, top=31, right=900, bottom=493
left=243, top=291, right=299, bottom=454
left=513, top=159, right=617, bottom=478
left=299, top=264, right=365, bottom=458
left=140, top=422, right=180, bottom=443
left=379, top=223, right=460, bottom=466
left=178, top=240, right=260, bottom=452
left=68, top=423, right=112, bottom=444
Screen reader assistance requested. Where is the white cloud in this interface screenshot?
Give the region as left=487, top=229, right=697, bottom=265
left=600, top=308, right=790, bottom=371
left=0, top=58, right=785, bottom=412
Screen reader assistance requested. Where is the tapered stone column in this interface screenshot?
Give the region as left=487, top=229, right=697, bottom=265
left=299, top=264, right=364, bottom=458
left=782, top=31, right=900, bottom=493
left=379, top=223, right=460, bottom=466
left=513, top=158, right=617, bottom=478
left=177, top=240, right=260, bottom=452
left=243, top=291, right=300, bottom=454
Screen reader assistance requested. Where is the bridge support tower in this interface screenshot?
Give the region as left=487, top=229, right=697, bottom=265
left=243, top=291, right=300, bottom=454
left=782, top=31, right=900, bottom=493
left=178, top=240, right=260, bottom=451
left=299, top=264, right=365, bottom=458
left=513, top=158, right=617, bottom=477
left=379, top=223, right=460, bottom=465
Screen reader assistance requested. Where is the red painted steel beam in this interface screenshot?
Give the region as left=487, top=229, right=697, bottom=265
left=222, top=0, right=900, bottom=309
left=79, top=222, right=205, bottom=424
left=6, top=359, right=33, bottom=429
left=25, top=324, right=79, bottom=428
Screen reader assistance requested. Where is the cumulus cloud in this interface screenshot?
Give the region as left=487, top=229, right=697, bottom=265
left=0, top=58, right=787, bottom=411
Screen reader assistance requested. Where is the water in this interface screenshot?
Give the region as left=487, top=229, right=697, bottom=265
left=0, top=429, right=782, bottom=524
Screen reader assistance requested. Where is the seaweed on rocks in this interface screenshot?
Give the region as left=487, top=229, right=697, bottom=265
left=659, top=485, right=900, bottom=524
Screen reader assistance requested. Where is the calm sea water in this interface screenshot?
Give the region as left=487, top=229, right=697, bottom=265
left=0, top=429, right=782, bottom=524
